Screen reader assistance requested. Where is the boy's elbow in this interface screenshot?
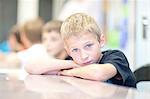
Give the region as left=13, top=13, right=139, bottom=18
left=91, top=73, right=107, bottom=81
left=89, top=71, right=110, bottom=81
left=91, top=64, right=117, bottom=81
left=24, top=65, right=34, bottom=74
left=24, top=65, right=42, bottom=75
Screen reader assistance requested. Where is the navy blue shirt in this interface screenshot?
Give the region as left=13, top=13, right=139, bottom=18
left=99, top=50, right=136, bottom=88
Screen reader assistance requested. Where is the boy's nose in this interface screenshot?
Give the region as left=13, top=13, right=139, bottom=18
left=80, top=50, right=88, bottom=60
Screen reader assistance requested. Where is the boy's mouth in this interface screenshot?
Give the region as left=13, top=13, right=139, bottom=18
left=82, top=61, right=93, bottom=65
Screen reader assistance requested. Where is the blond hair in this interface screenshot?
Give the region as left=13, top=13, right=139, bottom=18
left=61, top=13, right=102, bottom=41
left=42, top=20, right=62, bottom=34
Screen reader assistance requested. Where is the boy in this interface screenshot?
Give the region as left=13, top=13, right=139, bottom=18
left=59, top=13, right=136, bottom=87
left=25, top=13, right=136, bottom=88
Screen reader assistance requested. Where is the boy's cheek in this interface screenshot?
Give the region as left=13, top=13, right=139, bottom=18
left=73, top=58, right=81, bottom=65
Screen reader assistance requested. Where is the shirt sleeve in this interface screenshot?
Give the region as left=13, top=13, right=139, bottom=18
left=102, top=50, right=131, bottom=85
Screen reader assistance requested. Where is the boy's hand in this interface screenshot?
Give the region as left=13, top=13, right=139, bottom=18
left=59, top=69, right=74, bottom=77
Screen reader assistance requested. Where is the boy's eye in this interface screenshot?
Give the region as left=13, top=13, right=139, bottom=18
left=72, top=48, right=78, bottom=52
left=85, top=43, right=93, bottom=48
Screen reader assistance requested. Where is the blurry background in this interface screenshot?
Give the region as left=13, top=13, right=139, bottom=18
left=0, top=0, right=150, bottom=71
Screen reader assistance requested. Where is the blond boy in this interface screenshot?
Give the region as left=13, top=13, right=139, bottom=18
left=59, top=13, right=136, bottom=87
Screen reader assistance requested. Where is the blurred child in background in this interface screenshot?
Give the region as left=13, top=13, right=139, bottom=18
left=0, top=25, right=25, bottom=68
left=0, top=25, right=25, bottom=54
left=42, top=20, right=71, bottom=60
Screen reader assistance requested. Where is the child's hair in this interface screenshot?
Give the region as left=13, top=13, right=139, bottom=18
left=9, top=25, right=23, bottom=45
left=42, top=20, right=63, bottom=34
left=21, top=18, right=44, bottom=43
left=61, top=13, right=102, bottom=41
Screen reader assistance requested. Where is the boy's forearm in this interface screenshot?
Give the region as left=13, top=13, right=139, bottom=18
left=61, top=65, right=103, bottom=81
left=25, top=59, right=79, bottom=74
left=60, top=63, right=117, bottom=81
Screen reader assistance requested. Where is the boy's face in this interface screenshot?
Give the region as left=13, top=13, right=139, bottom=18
left=65, top=32, right=104, bottom=66
left=42, top=31, right=64, bottom=57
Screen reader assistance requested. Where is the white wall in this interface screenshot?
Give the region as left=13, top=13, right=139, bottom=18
left=17, top=0, right=39, bottom=25
left=135, top=0, right=150, bottom=69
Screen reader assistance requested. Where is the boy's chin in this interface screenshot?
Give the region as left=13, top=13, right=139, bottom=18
left=80, top=61, right=96, bottom=66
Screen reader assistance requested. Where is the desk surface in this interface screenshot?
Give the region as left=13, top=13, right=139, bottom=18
left=0, top=73, right=150, bottom=99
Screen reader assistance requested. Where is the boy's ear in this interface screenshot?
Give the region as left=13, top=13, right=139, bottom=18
left=99, top=34, right=105, bottom=48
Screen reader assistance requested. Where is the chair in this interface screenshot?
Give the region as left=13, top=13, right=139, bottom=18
left=134, top=64, right=150, bottom=92
left=134, top=64, right=150, bottom=83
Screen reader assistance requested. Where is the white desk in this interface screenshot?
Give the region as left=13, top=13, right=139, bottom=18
left=0, top=73, right=150, bottom=99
